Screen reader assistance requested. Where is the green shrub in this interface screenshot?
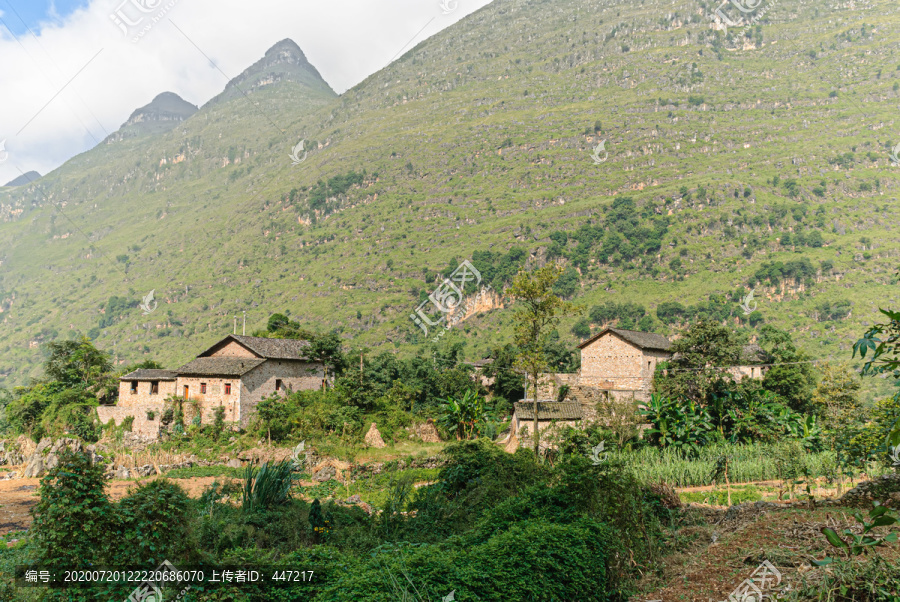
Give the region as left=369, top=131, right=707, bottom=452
left=317, top=518, right=616, bottom=602
left=31, top=450, right=116, bottom=568
left=115, top=479, right=193, bottom=566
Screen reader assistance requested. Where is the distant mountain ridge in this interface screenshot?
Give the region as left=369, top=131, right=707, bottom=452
left=205, top=38, right=335, bottom=108
left=2, top=171, right=40, bottom=187
left=105, top=92, right=198, bottom=143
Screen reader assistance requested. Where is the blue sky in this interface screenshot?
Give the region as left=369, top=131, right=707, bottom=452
left=0, top=1, right=89, bottom=35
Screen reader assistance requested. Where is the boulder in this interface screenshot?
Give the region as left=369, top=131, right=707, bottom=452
left=43, top=453, right=59, bottom=472
left=115, top=466, right=131, bottom=479
left=226, top=459, right=243, bottom=469
left=1, top=451, right=24, bottom=466
left=364, top=423, right=386, bottom=448
left=346, top=494, right=362, bottom=504
left=24, top=456, right=43, bottom=478
left=314, top=465, right=336, bottom=482
left=16, top=436, right=37, bottom=458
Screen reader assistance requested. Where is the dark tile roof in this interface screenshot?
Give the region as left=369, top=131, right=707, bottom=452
left=120, top=369, right=178, bottom=381
left=514, top=401, right=583, bottom=421
left=577, top=327, right=672, bottom=352
left=198, top=335, right=311, bottom=360
left=176, top=357, right=265, bottom=377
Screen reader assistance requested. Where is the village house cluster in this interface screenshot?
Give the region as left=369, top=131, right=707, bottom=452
left=100, top=327, right=768, bottom=443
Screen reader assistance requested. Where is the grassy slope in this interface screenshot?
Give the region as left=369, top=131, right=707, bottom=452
left=0, top=0, right=898, bottom=399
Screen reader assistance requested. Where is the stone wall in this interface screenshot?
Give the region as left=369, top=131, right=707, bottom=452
left=579, top=333, right=670, bottom=399
left=536, top=373, right=579, bottom=400
left=176, top=376, right=241, bottom=425
left=97, top=403, right=163, bottom=437
left=116, top=379, right=177, bottom=407
left=580, top=333, right=644, bottom=391
left=239, top=360, right=324, bottom=427
left=208, top=340, right=257, bottom=358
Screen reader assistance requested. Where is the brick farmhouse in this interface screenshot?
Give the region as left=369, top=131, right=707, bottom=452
left=97, top=335, right=324, bottom=437
left=512, top=327, right=770, bottom=447
left=538, top=327, right=770, bottom=403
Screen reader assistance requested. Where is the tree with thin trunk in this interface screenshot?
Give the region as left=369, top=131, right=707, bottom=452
left=509, top=265, right=578, bottom=457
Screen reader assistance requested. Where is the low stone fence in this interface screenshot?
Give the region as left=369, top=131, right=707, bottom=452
left=97, top=403, right=163, bottom=438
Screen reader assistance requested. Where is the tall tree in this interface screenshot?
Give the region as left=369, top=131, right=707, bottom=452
left=509, top=265, right=578, bottom=456
left=758, top=325, right=816, bottom=413
left=305, top=332, right=347, bottom=388
left=811, top=362, right=860, bottom=428
left=482, top=344, right=525, bottom=412
left=654, top=320, right=745, bottom=405
left=41, top=337, right=117, bottom=404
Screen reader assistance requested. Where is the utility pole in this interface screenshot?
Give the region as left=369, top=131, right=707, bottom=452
left=233, top=316, right=237, bottom=335
left=242, top=311, right=246, bottom=335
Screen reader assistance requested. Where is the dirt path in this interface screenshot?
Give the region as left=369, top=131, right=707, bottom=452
left=631, top=505, right=900, bottom=602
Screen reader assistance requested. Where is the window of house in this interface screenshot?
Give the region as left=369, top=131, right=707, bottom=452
left=224, top=383, right=231, bottom=395
left=275, top=379, right=283, bottom=392
left=130, top=381, right=138, bottom=394
left=200, top=383, right=207, bottom=394
left=150, top=381, right=159, bottom=395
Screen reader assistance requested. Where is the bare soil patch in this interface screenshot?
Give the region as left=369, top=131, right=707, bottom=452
left=0, top=475, right=235, bottom=537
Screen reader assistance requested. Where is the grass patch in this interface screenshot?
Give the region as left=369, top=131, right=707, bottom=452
left=680, top=485, right=763, bottom=506
left=165, top=466, right=244, bottom=479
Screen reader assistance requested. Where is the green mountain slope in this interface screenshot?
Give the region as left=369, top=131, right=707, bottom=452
left=0, top=0, right=898, bottom=393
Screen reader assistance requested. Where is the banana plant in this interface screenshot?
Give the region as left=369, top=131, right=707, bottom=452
left=438, top=390, right=486, bottom=440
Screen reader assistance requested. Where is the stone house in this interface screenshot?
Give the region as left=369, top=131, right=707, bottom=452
left=539, top=327, right=770, bottom=404
left=577, top=327, right=673, bottom=401
left=98, top=335, right=325, bottom=437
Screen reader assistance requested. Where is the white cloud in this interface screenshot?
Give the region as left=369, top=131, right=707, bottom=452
left=0, top=0, right=490, bottom=185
